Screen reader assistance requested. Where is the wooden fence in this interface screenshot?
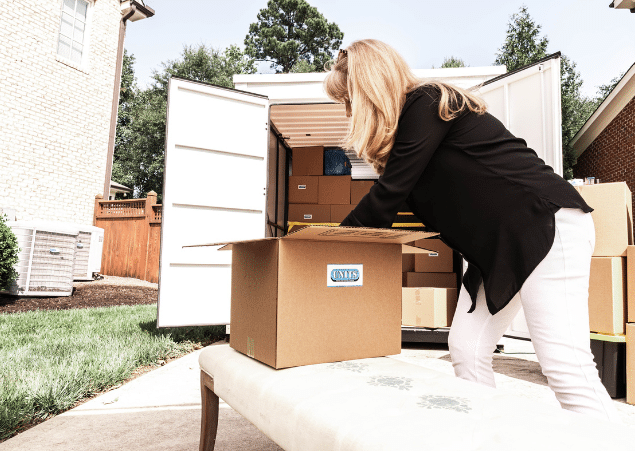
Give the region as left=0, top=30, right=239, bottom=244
left=94, top=191, right=162, bottom=283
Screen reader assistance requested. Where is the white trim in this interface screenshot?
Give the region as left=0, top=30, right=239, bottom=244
left=55, top=0, right=93, bottom=72
left=571, top=63, right=635, bottom=158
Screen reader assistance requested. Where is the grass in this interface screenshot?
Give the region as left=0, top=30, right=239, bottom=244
left=0, top=304, right=225, bottom=441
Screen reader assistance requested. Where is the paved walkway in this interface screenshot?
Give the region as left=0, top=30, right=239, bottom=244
left=2, top=340, right=634, bottom=450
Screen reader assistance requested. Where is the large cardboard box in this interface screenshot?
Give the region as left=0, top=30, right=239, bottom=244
left=402, top=287, right=458, bottom=327
left=403, top=272, right=457, bottom=288
left=288, top=204, right=331, bottom=223
left=288, top=176, right=318, bottom=204
left=318, top=176, right=351, bottom=205
left=628, top=246, right=635, bottom=323
left=413, top=238, right=454, bottom=273
left=350, top=180, right=375, bottom=205
left=574, top=182, right=633, bottom=257
left=330, top=204, right=355, bottom=223
left=627, top=323, right=635, bottom=405
left=292, top=146, right=323, bottom=176
left=589, top=257, right=626, bottom=335
left=218, top=226, right=437, bottom=369
left=402, top=253, right=415, bottom=272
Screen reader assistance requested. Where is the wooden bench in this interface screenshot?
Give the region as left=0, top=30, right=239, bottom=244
left=199, top=344, right=631, bottom=451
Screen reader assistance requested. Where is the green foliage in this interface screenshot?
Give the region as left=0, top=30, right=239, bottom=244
left=592, top=71, right=625, bottom=107
left=0, top=304, right=225, bottom=440
left=112, top=45, right=256, bottom=199
left=0, top=215, right=19, bottom=291
left=244, top=0, right=343, bottom=73
left=494, top=5, right=548, bottom=71
left=290, top=59, right=316, bottom=73
left=440, top=56, right=466, bottom=68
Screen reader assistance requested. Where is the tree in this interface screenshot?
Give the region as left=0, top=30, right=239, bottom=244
left=244, top=0, right=344, bottom=73
left=594, top=71, right=625, bottom=106
left=0, top=214, right=19, bottom=291
left=112, top=45, right=257, bottom=199
left=494, top=5, right=548, bottom=71
left=440, top=56, right=466, bottom=68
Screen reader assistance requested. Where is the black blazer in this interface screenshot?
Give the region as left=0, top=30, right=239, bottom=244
left=340, top=86, right=591, bottom=314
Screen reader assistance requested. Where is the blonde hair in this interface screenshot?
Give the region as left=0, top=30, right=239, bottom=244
left=324, top=39, right=487, bottom=174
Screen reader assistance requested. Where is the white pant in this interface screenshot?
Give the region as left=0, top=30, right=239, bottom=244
left=448, top=208, right=621, bottom=422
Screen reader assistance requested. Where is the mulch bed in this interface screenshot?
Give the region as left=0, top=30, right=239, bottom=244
left=0, top=283, right=158, bottom=314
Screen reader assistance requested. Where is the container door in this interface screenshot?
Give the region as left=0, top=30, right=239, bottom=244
left=475, top=56, right=562, bottom=341
left=157, top=77, right=269, bottom=327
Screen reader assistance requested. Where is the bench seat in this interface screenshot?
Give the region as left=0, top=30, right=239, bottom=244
left=199, top=344, right=631, bottom=451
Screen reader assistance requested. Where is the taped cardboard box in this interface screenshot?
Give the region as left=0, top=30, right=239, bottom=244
left=403, top=272, right=457, bottom=288
left=574, top=182, right=633, bottom=256
left=330, top=204, right=355, bottom=224
left=292, top=146, right=323, bottom=176
left=628, top=246, right=635, bottom=323
left=318, top=176, right=351, bottom=205
left=413, top=238, right=454, bottom=273
left=627, top=323, right=635, bottom=405
left=288, top=176, right=318, bottom=204
left=350, top=180, right=375, bottom=205
left=288, top=204, right=331, bottom=223
left=211, top=226, right=437, bottom=369
left=589, top=257, right=626, bottom=335
left=402, top=287, right=458, bottom=328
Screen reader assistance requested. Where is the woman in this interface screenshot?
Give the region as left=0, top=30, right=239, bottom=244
left=324, top=39, right=620, bottom=422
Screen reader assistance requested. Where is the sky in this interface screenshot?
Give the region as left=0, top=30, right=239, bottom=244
left=123, top=0, right=635, bottom=99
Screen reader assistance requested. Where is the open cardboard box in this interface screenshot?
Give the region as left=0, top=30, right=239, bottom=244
left=200, top=226, right=437, bottom=369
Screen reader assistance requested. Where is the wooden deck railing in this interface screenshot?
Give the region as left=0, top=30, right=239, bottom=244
left=94, top=191, right=163, bottom=284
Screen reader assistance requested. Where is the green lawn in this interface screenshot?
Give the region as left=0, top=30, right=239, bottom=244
left=0, top=304, right=225, bottom=441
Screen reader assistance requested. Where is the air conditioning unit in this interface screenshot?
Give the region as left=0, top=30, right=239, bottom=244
left=68, top=224, right=104, bottom=281
left=5, top=221, right=80, bottom=297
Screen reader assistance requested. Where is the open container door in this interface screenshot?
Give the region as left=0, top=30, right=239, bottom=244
left=157, top=77, right=269, bottom=327
left=474, top=53, right=563, bottom=342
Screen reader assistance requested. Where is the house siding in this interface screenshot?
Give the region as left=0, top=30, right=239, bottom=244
left=573, top=95, right=635, bottom=234
left=0, top=0, right=121, bottom=225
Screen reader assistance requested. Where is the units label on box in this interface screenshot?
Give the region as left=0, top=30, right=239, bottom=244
left=327, top=264, right=363, bottom=287
left=298, top=184, right=307, bottom=190
left=303, top=214, right=312, bottom=219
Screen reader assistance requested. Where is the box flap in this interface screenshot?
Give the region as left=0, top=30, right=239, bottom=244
left=183, top=237, right=280, bottom=249
left=402, top=244, right=435, bottom=254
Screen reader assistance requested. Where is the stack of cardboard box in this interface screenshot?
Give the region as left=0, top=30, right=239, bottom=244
left=401, top=238, right=458, bottom=328
left=288, top=146, right=376, bottom=225
left=573, top=182, right=634, bottom=402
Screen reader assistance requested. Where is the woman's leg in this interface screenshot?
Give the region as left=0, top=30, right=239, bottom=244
left=448, top=284, right=522, bottom=388
left=519, top=208, right=621, bottom=422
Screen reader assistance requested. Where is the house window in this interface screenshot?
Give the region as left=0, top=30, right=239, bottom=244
left=57, top=0, right=89, bottom=65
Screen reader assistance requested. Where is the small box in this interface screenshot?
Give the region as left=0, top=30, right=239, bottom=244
left=413, top=238, right=454, bottom=273
left=318, top=176, right=351, bottom=205
left=288, top=204, right=331, bottom=223
left=574, top=182, right=633, bottom=256
left=627, top=323, right=635, bottom=405
left=402, top=272, right=457, bottom=288
left=589, top=257, right=626, bottom=335
left=350, top=180, right=375, bottom=205
left=288, top=176, right=318, bottom=204
left=330, top=204, right=355, bottom=224
left=402, top=287, right=458, bottom=328
left=217, top=226, right=436, bottom=369
left=628, top=246, right=635, bottom=323
left=292, top=147, right=323, bottom=176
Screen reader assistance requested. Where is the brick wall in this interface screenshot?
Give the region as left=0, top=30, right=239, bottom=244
left=0, top=0, right=121, bottom=226
left=573, top=94, right=635, bottom=234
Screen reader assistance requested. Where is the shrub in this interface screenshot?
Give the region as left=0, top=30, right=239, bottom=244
left=0, top=215, right=19, bottom=290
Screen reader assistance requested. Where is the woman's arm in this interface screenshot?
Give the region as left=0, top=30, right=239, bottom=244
left=340, top=89, right=454, bottom=228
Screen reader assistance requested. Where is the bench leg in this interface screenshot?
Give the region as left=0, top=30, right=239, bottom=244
left=200, top=370, right=219, bottom=451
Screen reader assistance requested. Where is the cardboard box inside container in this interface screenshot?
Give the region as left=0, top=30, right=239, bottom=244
left=350, top=180, right=375, bottom=205
left=213, top=226, right=437, bottom=369
left=589, top=257, right=626, bottom=335
left=318, top=176, right=351, bottom=205
left=288, top=204, right=331, bottom=223
left=627, top=323, right=635, bottom=405
left=288, top=176, right=318, bottom=204
left=402, top=287, right=458, bottom=328
left=330, top=204, right=355, bottom=224
left=403, top=272, right=457, bottom=288
left=413, top=238, right=454, bottom=273
left=402, top=253, right=415, bottom=272
left=292, top=146, right=323, bottom=176
left=628, top=246, right=635, bottom=323
left=574, top=182, right=633, bottom=257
